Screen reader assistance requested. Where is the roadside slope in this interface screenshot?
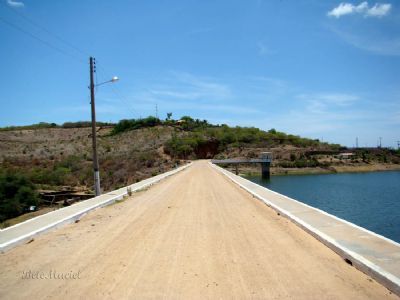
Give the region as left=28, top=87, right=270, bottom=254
left=0, top=161, right=396, bottom=299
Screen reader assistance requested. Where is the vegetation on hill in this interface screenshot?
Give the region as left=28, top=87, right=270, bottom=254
left=0, top=172, right=39, bottom=222
left=0, top=115, right=344, bottom=198
left=0, top=126, right=178, bottom=192
left=0, top=121, right=115, bottom=131
left=111, top=116, right=162, bottom=134
left=0, top=114, right=399, bottom=223
left=111, top=115, right=340, bottom=159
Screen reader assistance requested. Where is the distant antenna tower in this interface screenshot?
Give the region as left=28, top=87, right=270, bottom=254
left=155, top=104, right=158, bottom=119
left=379, top=137, right=382, bottom=148
left=356, top=137, right=358, bottom=148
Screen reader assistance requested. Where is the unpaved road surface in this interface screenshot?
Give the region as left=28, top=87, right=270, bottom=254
left=0, top=161, right=397, bottom=299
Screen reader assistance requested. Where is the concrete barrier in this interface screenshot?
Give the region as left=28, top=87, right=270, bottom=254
left=210, top=162, right=400, bottom=296
left=0, top=163, right=192, bottom=252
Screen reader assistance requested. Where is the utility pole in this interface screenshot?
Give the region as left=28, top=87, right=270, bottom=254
left=379, top=137, right=382, bottom=148
left=90, top=57, right=101, bottom=196
left=356, top=137, right=358, bottom=148
left=155, top=104, right=158, bottom=119
left=397, top=141, right=400, bottom=150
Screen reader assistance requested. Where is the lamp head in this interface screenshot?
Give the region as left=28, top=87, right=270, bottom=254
left=111, top=76, right=119, bottom=82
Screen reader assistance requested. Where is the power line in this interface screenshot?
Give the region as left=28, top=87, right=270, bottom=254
left=0, top=15, right=85, bottom=63
left=95, top=62, right=138, bottom=117
left=110, top=85, right=138, bottom=117
left=1, top=6, right=138, bottom=119
left=2, top=2, right=89, bottom=59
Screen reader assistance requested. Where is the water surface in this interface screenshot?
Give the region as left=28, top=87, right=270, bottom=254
left=245, top=171, right=400, bottom=243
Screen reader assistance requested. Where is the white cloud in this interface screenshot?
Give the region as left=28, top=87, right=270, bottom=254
left=166, top=71, right=232, bottom=100
left=295, top=93, right=359, bottom=116
left=149, top=90, right=202, bottom=100
left=365, top=3, right=392, bottom=17
left=330, top=27, right=400, bottom=56
left=248, top=91, right=400, bottom=146
left=328, top=2, right=364, bottom=18
left=300, top=93, right=359, bottom=106
left=6, top=0, right=24, bottom=8
left=327, top=2, right=391, bottom=18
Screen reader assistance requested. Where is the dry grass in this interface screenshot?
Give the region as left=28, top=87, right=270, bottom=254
left=0, top=126, right=182, bottom=192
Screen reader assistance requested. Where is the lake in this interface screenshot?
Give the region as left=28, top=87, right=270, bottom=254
left=245, top=171, right=400, bottom=243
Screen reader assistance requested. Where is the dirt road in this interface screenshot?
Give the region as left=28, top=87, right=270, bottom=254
left=0, top=161, right=396, bottom=299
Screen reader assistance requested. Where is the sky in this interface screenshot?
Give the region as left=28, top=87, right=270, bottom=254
left=0, top=0, right=399, bottom=148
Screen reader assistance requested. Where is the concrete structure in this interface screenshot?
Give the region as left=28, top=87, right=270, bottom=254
left=211, top=152, right=272, bottom=178
left=0, top=163, right=191, bottom=252
left=336, top=152, right=355, bottom=159
left=210, top=162, right=400, bottom=296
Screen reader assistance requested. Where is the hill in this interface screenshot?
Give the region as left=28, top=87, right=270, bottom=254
left=1, top=116, right=400, bottom=222
left=0, top=125, right=178, bottom=193
left=2, top=116, right=400, bottom=191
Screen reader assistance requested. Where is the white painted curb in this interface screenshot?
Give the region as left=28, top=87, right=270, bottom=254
left=210, top=162, right=400, bottom=297
left=0, top=163, right=192, bottom=252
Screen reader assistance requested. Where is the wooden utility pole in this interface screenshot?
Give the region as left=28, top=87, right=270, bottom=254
left=90, top=57, right=101, bottom=196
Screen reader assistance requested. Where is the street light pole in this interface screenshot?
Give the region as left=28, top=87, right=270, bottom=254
left=89, top=56, right=101, bottom=196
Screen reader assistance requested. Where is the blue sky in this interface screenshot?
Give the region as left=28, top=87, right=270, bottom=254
left=0, top=0, right=399, bottom=147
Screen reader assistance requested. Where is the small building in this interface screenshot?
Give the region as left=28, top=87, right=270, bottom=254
left=336, top=152, right=355, bottom=159
left=260, top=152, right=272, bottom=160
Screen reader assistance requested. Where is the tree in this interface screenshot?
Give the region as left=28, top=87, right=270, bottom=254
left=166, top=112, right=173, bottom=121
left=0, top=173, right=39, bottom=221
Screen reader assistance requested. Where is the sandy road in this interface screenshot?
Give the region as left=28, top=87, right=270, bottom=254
left=0, top=161, right=397, bottom=299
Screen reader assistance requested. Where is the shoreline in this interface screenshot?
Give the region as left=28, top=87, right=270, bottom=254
left=213, top=163, right=400, bottom=297
left=235, top=163, right=400, bottom=177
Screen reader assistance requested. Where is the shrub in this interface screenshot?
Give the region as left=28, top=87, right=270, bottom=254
left=112, top=116, right=161, bottom=134
left=0, top=173, right=39, bottom=221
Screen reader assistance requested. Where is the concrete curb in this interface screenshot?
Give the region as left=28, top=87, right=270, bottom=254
left=0, top=163, right=192, bottom=252
left=210, top=162, right=400, bottom=296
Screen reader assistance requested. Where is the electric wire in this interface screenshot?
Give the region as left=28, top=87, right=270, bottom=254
left=1, top=7, right=138, bottom=119
left=2, top=1, right=89, bottom=59
left=0, top=15, right=85, bottom=63
left=95, top=62, right=138, bottom=117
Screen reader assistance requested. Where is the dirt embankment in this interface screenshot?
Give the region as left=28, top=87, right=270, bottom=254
left=0, top=126, right=182, bottom=192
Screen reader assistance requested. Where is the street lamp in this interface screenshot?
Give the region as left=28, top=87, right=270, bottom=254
left=96, top=76, right=119, bottom=87
left=89, top=56, right=118, bottom=196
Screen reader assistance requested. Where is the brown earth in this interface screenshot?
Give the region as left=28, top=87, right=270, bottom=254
left=0, top=126, right=183, bottom=192
left=1, top=127, right=398, bottom=193
left=0, top=161, right=396, bottom=299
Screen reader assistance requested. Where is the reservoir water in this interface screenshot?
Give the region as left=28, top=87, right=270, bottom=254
left=245, top=171, right=400, bottom=243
